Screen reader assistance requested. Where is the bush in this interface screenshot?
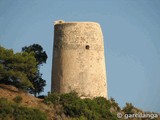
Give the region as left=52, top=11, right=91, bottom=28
left=13, top=95, right=23, bottom=103
left=44, top=92, right=60, bottom=105
left=122, top=103, right=134, bottom=114
left=0, top=97, right=47, bottom=120
left=12, top=106, right=47, bottom=120
left=44, top=92, right=119, bottom=120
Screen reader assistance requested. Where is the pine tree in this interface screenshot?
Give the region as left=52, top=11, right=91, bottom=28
left=0, top=46, right=37, bottom=90
left=22, top=44, right=47, bottom=96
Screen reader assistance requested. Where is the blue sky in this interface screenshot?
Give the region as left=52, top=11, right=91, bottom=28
left=0, top=0, right=160, bottom=112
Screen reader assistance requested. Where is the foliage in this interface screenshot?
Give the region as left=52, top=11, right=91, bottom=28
left=44, top=92, right=61, bottom=105
left=13, top=95, right=23, bottom=103
left=122, top=102, right=143, bottom=114
left=22, top=44, right=47, bottom=97
left=27, top=71, right=46, bottom=97
left=44, top=92, right=119, bottom=120
left=0, top=97, right=47, bottom=120
left=22, top=44, right=47, bottom=65
left=122, top=103, right=134, bottom=114
left=110, top=97, right=121, bottom=112
left=0, top=46, right=37, bottom=90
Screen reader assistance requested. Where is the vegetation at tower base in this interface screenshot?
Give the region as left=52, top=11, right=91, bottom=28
left=22, top=44, right=47, bottom=97
left=44, top=92, right=160, bottom=120
left=44, top=92, right=119, bottom=120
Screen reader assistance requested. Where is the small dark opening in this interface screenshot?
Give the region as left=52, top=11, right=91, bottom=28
left=86, top=45, right=90, bottom=50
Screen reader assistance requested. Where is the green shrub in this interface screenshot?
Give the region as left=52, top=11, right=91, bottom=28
left=13, top=95, right=23, bottom=103
left=44, top=92, right=60, bottom=105
left=0, top=98, right=14, bottom=119
left=122, top=103, right=134, bottom=114
left=13, top=106, right=47, bottom=120
left=0, top=97, right=47, bottom=120
left=44, top=92, right=119, bottom=120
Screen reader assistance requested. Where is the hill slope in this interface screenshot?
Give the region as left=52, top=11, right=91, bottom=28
left=0, top=84, right=56, bottom=120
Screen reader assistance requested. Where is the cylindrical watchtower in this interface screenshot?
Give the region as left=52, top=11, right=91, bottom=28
left=51, top=20, right=108, bottom=98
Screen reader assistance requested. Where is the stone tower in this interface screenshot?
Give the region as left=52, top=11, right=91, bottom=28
left=51, top=20, right=108, bottom=99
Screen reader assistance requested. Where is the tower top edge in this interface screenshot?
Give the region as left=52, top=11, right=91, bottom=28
left=54, top=20, right=100, bottom=25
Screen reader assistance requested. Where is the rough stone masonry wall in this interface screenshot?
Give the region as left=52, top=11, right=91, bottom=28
left=51, top=21, right=108, bottom=98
